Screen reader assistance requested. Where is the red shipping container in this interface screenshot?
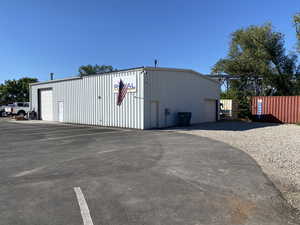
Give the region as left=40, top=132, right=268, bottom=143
left=252, top=96, right=300, bottom=124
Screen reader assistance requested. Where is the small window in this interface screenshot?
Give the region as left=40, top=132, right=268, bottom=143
left=24, top=103, right=29, bottom=107
left=17, top=103, right=24, bottom=107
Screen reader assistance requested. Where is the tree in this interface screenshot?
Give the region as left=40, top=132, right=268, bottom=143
left=294, top=13, right=300, bottom=52
left=212, top=24, right=299, bottom=117
left=0, top=77, right=38, bottom=104
left=78, top=64, right=115, bottom=76
left=0, top=84, right=5, bottom=104
left=293, top=13, right=300, bottom=95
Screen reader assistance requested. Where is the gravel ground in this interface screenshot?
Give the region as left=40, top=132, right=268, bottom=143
left=173, top=121, right=300, bottom=210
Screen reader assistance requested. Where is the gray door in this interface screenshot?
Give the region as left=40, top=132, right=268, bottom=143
left=204, top=99, right=216, bottom=122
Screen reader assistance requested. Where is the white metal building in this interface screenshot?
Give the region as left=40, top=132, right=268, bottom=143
left=30, top=67, right=220, bottom=129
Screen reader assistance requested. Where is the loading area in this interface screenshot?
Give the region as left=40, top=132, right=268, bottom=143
left=0, top=120, right=298, bottom=225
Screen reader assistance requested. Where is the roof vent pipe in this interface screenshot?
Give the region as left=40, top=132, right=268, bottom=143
left=50, top=73, right=54, bottom=80
left=154, top=59, right=158, bottom=68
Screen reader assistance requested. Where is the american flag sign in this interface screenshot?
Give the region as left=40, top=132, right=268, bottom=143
left=117, top=79, right=129, bottom=106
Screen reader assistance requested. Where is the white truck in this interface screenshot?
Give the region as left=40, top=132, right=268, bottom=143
left=4, top=102, right=30, bottom=117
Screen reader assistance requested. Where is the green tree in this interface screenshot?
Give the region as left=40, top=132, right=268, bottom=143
left=213, top=24, right=299, bottom=117
left=0, top=84, right=5, bottom=104
left=0, top=77, right=38, bottom=104
left=294, top=13, right=300, bottom=52
left=293, top=13, right=300, bottom=95
left=78, top=64, right=115, bottom=76
left=220, top=88, right=237, bottom=99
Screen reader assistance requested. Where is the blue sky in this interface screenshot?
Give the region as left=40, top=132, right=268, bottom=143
left=0, top=0, right=298, bottom=83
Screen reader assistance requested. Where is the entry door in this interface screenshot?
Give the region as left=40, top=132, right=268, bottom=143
left=204, top=99, right=217, bottom=122
left=40, top=89, right=53, bottom=121
left=58, top=101, right=64, bottom=122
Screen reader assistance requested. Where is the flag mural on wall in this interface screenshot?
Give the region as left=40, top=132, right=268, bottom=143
left=117, top=79, right=129, bottom=106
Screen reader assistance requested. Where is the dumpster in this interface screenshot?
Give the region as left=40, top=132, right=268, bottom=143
left=177, top=112, right=192, bottom=126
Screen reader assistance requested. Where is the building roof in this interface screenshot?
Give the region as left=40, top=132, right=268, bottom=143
left=30, top=66, right=218, bottom=86
left=144, top=67, right=219, bottom=83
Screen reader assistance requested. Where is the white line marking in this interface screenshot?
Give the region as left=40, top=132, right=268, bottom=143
left=97, top=149, right=124, bottom=154
left=166, top=169, right=206, bottom=192
left=13, top=166, right=45, bottom=177
left=74, top=187, right=94, bottom=225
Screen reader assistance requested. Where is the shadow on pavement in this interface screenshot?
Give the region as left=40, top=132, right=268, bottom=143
left=170, top=120, right=281, bottom=131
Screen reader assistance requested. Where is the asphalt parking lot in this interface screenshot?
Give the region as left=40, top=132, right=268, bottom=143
left=0, top=120, right=299, bottom=225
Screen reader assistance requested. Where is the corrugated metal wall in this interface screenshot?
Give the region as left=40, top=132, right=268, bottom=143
left=144, top=69, right=220, bottom=129
left=252, top=96, right=300, bottom=123
left=30, top=69, right=145, bottom=129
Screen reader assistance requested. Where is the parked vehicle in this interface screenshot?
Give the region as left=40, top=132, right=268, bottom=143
left=4, top=102, right=30, bottom=117
left=0, top=105, right=6, bottom=117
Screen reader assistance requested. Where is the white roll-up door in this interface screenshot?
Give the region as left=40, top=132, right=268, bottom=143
left=204, top=99, right=216, bottom=122
left=40, top=89, right=53, bottom=121
left=58, top=101, right=64, bottom=122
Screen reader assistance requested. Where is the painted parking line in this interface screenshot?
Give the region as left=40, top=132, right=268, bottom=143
left=97, top=149, right=124, bottom=154
left=74, top=187, right=94, bottom=225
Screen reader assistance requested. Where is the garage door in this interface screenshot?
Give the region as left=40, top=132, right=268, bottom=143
left=40, top=89, right=53, bottom=121
left=204, top=99, right=216, bottom=122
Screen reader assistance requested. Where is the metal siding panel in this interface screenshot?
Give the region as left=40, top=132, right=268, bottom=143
left=291, top=97, right=295, bottom=123
left=292, top=97, right=295, bottom=123
left=298, top=97, right=300, bottom=122
left=92, top=77, right=95, bottom=125
left=280, top=97, right=284, bottom=122
left=252, top=96, right=300, bottom=123
left=291, top=97, right=294, bottom=123
left=86, top=77, right=90, bottom=124
left=30, top=69, right=145, bottom=129
left=95, top=76, right=98, bottom=125
left=265, top=97, right=269, bottom=115
left=275, top=97, right=279, bottom=121
left=283, top=96, right=287, bottom=122
left=295, top=96, right=300, bottom=122
left=271, top=97, right=275, bottom=120
left=287, top=97, right=291, bottom=123
left=144, top=70, right=220, bottom=128
left=143, top=71, right=149, bottom=129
